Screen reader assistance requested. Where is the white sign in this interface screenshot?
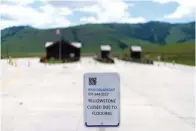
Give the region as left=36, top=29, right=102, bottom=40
left=84, top=72, right=120, bottom=127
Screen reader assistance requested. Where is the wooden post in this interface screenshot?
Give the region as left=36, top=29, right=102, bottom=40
left=15, top=60, right=17, bottom=67
left=172, top=60, right=175, bottom=66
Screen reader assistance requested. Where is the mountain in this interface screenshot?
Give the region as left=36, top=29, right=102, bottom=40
left=1, top=21, right=195, bottom=57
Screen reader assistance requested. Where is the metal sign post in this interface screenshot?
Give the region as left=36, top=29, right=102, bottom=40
left=84, top=72, right=120, bottom=129
left=56, top=29, right=61, bottom=60
left=59, top=40, right=61, bottom=60
left=98, top=128, right=106, bottom=131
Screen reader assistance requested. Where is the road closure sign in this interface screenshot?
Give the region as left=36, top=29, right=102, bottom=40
left=84, top=72, right=120, bottom=127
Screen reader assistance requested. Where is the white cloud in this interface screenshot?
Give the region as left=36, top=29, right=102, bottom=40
left=153, top=0, right=174, bottom=3
left=77, top=5, right=100, bottom=14
left=153, top=0, right=196, bottom=19
left=165, top=5, right=195, bottom=19
left=46, top=0, right=97, bottom=9
left=80, top=17, right=97, bottom=23
left=78, top=0, right=146, bottom=24
left=121, top=17, right=146, bottom=23
left=0, top=1, right=72, bottom=29
left=80, top=16, right=146, bottom=24
left=1, top=0, right=34, bottom=5
left=0, top=20, right=23, bottom=29
left=0, top=0, right=194, bottom=29
left=0, top=0, right=146, bottom=29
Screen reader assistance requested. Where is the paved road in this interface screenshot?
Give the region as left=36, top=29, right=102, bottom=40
left=1, top=57, right=195, bottom=131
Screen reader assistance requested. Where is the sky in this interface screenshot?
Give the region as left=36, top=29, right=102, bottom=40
left=0, top=0, right=195, bottom=29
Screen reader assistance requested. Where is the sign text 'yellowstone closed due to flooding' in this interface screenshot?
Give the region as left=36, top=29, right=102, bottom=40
left=84, top=72, right=120, bottom=127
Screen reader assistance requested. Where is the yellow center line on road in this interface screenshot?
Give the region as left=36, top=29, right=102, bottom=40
left=0, top=67, right=20, bottom=88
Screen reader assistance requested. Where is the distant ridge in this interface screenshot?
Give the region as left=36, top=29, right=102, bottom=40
left=1, top=21, right=195, bottom=55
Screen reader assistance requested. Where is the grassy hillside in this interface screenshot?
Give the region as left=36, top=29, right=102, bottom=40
left=143, top=42, right=195, bottom=66
left=0, top=21, right=195, bottom=65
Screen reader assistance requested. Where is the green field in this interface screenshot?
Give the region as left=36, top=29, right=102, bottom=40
left=1, top=42, right=195, bottom=66
left=143, top=43, right=195, bottom=66
left=1, top=21, right=195, bottom=66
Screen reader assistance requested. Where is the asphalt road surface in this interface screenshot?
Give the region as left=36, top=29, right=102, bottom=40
left=0, top=57, right=195, bottom=131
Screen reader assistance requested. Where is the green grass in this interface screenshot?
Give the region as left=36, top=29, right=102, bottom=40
left=46, top=59, right=64, bottom=64
left=144, top=42, right=195, bottom=53
left=164, top=55, right=195, bottom=66
left=143, top=42, right=195, bottom=66
left=1, top=42, right=195, bottom=66
left=1, top=52, right=45, bottom=58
